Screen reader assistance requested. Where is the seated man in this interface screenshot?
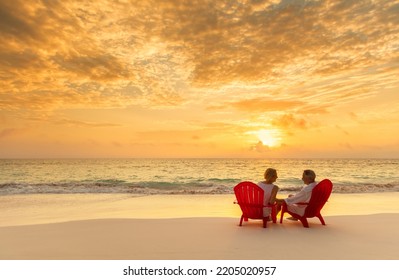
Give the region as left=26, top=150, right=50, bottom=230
left=276, top=170, right=317, bottom=219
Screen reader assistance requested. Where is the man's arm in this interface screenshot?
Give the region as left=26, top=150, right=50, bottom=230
left=285, top=189, right=308, bottom=204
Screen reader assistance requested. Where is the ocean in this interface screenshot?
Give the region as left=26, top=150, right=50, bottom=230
left=0, top=158, right=398, bottom=195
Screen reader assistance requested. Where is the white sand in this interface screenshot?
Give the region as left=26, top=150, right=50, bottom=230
left=0, top=193, right=398, bottom=259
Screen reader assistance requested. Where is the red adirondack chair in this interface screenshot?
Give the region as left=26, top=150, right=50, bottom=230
left=234, top=181, right=277, bottom=228
left=280, top=179, right=333, bottom=228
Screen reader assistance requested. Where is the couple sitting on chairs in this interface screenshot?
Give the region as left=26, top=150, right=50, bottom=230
left=234, top=168, right=332, bottom=228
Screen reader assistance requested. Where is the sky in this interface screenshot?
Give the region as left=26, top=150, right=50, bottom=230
left=0, top=0, right=398, bottom=158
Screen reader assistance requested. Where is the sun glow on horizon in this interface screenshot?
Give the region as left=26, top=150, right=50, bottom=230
left=254, top=129, right=282, bottom=148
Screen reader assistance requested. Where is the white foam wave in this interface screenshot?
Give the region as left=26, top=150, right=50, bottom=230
left=1, top=181, right=398, bottom=196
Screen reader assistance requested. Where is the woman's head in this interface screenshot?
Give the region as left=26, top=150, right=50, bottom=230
left=264, top=168, right=278, bottom=183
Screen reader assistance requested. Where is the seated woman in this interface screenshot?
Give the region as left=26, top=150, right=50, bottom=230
left=257, top=168, right=279, bottom=220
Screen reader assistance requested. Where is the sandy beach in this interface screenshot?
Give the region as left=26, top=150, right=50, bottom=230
left=1, top=193, right=398, bottom=260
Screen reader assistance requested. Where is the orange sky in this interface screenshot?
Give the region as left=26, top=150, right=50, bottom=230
left=1, top=0, right=398, bottom=158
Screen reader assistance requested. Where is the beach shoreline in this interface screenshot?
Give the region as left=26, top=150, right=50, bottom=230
left=1, top=193, right=398, bottom=260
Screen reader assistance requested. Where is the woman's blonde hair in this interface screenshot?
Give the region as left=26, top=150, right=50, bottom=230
left=264, top=168, right=277, bottom=180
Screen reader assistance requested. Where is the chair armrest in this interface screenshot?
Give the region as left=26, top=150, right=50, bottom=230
left=263, top=202, right=277, bottom=208
left=296, top=202, right=309, bottom=206
left=235, top=202, right=264, bottom=207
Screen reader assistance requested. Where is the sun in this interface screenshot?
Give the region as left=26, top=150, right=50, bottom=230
left=256, top=129, right=281, bottom=147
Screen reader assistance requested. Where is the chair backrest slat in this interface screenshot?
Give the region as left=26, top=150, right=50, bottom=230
left=305, top=179, right=333, bottom=217
left=234, top=181, right=264, bottom=219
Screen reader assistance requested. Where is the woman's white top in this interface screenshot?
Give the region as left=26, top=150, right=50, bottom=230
left=257, top=182, right=275, bottom=217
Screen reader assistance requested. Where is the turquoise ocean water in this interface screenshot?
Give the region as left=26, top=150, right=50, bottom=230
left=0, top=158, right=398, bottom=195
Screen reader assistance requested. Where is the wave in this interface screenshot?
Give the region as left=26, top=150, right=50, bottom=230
left=1, top=181, right=399, bottom=196
left=281, top=183, right=399, bottom=194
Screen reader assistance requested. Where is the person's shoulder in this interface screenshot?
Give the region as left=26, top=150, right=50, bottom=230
left=302, top=182, right=312, bottom=190
left=257, top=181, right=268, bottom=189
left=305, top=181, right=317, bottom=190
left=258, top=181, right=276, bottom=189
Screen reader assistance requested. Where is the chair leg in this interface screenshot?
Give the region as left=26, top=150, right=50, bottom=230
left=271, top=205, right=277, bottom=223
left=280, top=203, right=287, bottom=223
left=239, top=215, right=244, bottom=226
left=263, top=218, right=267, bottom=228
left=317, top=214, right=326, bottom=225
left=299, top=218, right=309, bottom=228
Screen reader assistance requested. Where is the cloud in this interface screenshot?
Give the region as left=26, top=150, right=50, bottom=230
left=339, top=142, right=353, bottom=150
left=272, top=113, right=308, bottom=129
left=335, top=125, right=350, bottom=135
left=53, top=118, right=121, bottom=128
left=349, top=112, right=358, bottom=121
left=230, top=98, right=304, bottom=112
left=0, top=128, right=25, bottom=139
left=251, top=140, right=271, bottom=153
left=143, top=0, right=398, bottom=87
left=0, top=0, right=398, bottom=139
left=0, top=0, right=42, bottom=42
left=53, top=52, right=132, bottom=81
